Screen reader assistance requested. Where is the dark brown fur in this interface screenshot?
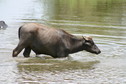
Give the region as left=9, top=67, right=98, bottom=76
left=13, top=23, right=101, bottom=58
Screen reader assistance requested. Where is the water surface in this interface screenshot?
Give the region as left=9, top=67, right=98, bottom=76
left=0, top=0, right=126, bottom=84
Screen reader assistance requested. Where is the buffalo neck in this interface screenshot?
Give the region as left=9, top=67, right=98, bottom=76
left=69, top=37, right=84, bottom=54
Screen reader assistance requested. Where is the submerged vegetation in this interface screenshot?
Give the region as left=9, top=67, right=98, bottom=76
left=17, top=57, right=99, bottom=72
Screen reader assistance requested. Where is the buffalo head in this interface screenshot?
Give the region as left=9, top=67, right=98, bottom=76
left=0, top=21, right=8, bottom=28
left=83, top=36, right=101, bottom=54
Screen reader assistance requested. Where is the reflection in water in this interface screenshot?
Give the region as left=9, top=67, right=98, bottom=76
left=0, top=0, right=126, bottom=84
left=17, top=57, right=99, bottom=83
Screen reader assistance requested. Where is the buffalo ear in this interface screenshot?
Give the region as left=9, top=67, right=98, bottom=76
left=82, top=36, right=92, bottom=46
left=85, top=42, right=92, bottom=46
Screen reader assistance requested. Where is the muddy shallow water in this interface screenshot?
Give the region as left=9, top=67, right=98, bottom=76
left=0, top=0, right=126, bottom=84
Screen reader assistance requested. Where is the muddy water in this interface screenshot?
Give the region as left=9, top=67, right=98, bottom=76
left=0, top=0, right=126, bottom=84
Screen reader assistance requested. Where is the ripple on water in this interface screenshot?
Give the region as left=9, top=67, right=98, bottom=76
left=0, top=61, right=18, bottom=84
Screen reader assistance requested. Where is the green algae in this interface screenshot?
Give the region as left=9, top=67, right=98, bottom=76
left=17, top=57, right=99, bottom=72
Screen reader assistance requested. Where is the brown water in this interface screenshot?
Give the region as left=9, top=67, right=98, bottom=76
left=0, top=0, right=126, bottom=84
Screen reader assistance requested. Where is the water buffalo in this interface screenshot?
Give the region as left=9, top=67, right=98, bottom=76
left=12, top=23, right=101, bottom=58
left=0, top=21, right=8, bottom=28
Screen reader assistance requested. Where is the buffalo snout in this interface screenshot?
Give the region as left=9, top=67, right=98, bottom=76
left=95, top=49, right=101, bottom=54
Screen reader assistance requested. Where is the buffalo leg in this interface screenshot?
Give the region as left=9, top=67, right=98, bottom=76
left=56, top=50, right=68, bottom=58
left=23, top=47, right=31, bottom=57
left=12, top=44, right=25, bottom=57
left=56, top=46, right=69, bottom=58
left=12, top=39, right=28, bottom=57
